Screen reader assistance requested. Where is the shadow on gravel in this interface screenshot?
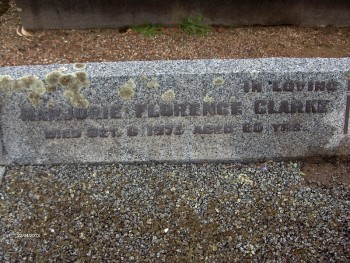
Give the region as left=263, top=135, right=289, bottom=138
left=0, top=0, right=10, bottom=16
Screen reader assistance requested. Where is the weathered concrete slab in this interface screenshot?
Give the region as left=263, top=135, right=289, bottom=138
left=0, top=58, right=350, bottom=165
left=15, top=0, right=350, bottom=29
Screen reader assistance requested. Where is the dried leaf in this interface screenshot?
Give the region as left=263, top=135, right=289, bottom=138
left=16, top=26, right=23, bottom=37
left=21, top=27, right=33, bottom=37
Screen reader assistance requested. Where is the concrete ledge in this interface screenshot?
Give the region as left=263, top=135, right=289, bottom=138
left=0, top=58, right=350, bottom=165
left=15, top=0, right=350, bottom=29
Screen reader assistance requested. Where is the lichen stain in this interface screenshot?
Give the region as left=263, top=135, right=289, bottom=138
left=13, top=75, right=39, bottom=91
left=59, top=74, right=75, bottom=86
left=147, top=78, right=160, bottom=89
left=1, top=74, right=47, bottom=107
left=45, top=71, right=63, bottom=85
left=203, top=93, right=214, bottom=103
left=58, top=67, right=67, bottom=72
left=60, top=72, right=90, bottom=108
left=73, top=63, right=86, bottom=71
left=27, top=79, right=46, bottom=107
left=139, top=74, right=149, bottom=82
left=119, top=79, right=136, bottom=100
left=250, top=70, right=259, bottom=79
left=0, top=75, right=13, bottom=92
left=71, top=93, right=89, bottom=108
left=0, top=64, right=91, bottom=108
left=229, top=97, right=238, bottom=102
left=75, top=72, right=90, bottom=87
left=47, top=100, right=56, bottom=108
left=213, top=77, right=225, bottom=86
left=11, top=76, right=46, bottom=107
left=45, top=71, right=63, bottom=92
left=161, top=89, right=176, bottom=102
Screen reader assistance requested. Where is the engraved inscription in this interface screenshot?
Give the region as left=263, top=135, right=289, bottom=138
left=21, top=102, right=244, bottom=121
left=87, top=127, right=121, bottom=138
left=272, top=122, right=303, bottom=132
left=127, top=126, right=138, bottom=137
left=242, top=123, right=263, bottom=133
left=45, top=129, right=81, bottom=139
left=18, top=78, right=342, bottom=140
left=147, top=125, right=184, bottom=136
left=243, top=80, right=338, bottom=93
left=254, top=100, right=330, bottom=114
left=194, top=125, right=234, bottom=135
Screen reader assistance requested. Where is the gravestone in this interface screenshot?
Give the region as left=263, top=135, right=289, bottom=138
left=0, top=58, right=350, bottom=165
left=15, top=0, right=350, bottom=29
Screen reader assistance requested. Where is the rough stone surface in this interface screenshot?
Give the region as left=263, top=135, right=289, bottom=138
left=0, top=58, right=350, bottom=165
left=15, top=0, right=350, bottom=29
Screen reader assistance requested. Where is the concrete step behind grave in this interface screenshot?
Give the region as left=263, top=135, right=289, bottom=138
left=0, top=58, right=350, bottom=165
left=15, top=0, right=350, bottom=29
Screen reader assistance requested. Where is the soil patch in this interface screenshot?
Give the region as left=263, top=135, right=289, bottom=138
left=302, top=159, right=350, bottom=187
left=0, top=1, right=349, bottom=67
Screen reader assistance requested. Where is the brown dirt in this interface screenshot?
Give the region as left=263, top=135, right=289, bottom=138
left=0, top=0, right=350, bottom=185
left=0, top=1, right=349, bottom=67
left=301, top=159, right=350, bottom=187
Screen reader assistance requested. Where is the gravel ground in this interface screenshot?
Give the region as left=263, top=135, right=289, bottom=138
left=0, top=162, right=349, bottom=262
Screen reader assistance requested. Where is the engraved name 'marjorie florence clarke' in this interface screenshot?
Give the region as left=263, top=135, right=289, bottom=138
left=18, top=79, right=344, bottom=139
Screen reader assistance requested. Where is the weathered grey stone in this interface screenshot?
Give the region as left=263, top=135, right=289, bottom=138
left=15, top=0, right=350, bottom=29
left=0, top=166, right=5, bottom=184
left=0, top=58, right=350, bottom=165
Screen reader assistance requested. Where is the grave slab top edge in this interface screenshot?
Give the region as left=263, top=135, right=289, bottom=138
left=0, top=58, right=350, bottom=79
